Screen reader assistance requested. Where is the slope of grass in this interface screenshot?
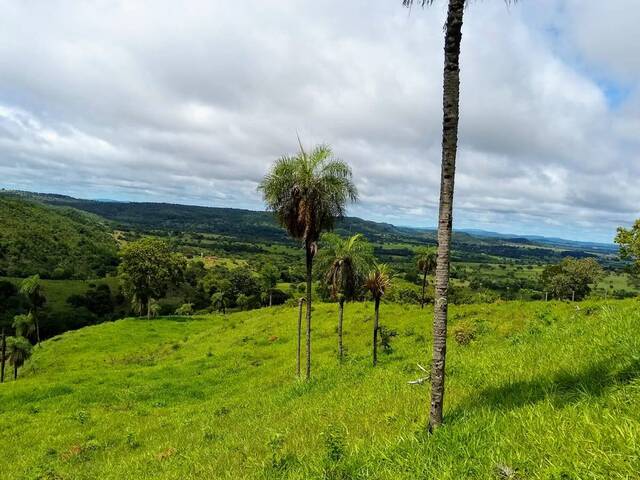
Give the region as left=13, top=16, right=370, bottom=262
left=1, top=300, right=639, bottom=479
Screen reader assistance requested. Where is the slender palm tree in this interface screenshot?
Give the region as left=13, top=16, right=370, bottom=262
left=6, top=336, right=32, bottom=380
left=402, top=0, right=516, bottom=430
left=318, top=233, right=374, bottom=362
left=20, top=275, right=45, bottom=344
left=296, top=297, right=305, bottom=377
left=416, top=247, right=437, bottom=309
left=364, top=264, right=391, bottom=367
left=260, top=143, right=357, bottom=380
left=12, top=313, right=35, bottom=339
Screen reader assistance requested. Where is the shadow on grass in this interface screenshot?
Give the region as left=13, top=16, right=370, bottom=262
left=455, top=356, right=640, bottom=413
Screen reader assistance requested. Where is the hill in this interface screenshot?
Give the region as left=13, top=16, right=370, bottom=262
left=10, top=190, right=620, bottom=265
left=2, top=299, right=638, bottom=479
left=0, top=194, right=118, bottom=279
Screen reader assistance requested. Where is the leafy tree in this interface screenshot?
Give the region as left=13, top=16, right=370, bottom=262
left=20, top=274, right=45, bottom=344
left=615, top=220, right=640, bottom=273
left=12, top=313, right=35, bottom=339
left=415, top=247, right=437, bottom=309
left=365, top=264, right=391, bottom=367
left=259, top=143, right=357, bottom=379
left=403, top=0, right=517, bottom=430
left=119, top=238, right=186, bottom=319
left=260, top=264, right=280, bottom=306
left=541, top=257, right=604, bottom=301
left=227, top=270, right=261, bottom=308
left=318, top=233, right=374, bottom=362
left=210, top=292, right=226, bottom=314
left=6, top=336, right=32, bottom=380
left=236, top=294, right=249, bottom=311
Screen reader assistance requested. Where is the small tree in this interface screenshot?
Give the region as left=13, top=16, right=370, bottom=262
left=6, top=336, right=32, bottom=380
left=119, top=238, right=186, bottom=319
left=365, top=264, right=391, bottom=366
left=616, top=220, right=640, bottom=273
left=260, top=264, right=280, bottom=306
left=236, top=294, right=249, bottom=311
left=541, top=257, right=604, bottom=301
left=415, top=247, right=437, bottom=309
left=317, top=233, right=374, bottom=362
left=12, top=313, right=35, bottom=339
left=20, top=275, right=46, bottom=344
left=211, top=292, right=226, bottom=314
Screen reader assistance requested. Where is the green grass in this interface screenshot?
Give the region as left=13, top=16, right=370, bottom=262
left=1, top=299, right=639, bottom=479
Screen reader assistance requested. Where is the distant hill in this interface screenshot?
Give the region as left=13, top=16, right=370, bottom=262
left=0, top=194, right=118, bottom=279
left=5, top=190, right=620, bottom=265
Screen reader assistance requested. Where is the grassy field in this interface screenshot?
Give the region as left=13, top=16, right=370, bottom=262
left=1, top=299, right=639, bottom=479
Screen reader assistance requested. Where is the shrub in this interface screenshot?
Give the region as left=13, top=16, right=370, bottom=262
left=175, top=303, right=194, bottom=316
left=453, top=320, right=477, bottom=346
left=378, top=325, right=397, bottom=353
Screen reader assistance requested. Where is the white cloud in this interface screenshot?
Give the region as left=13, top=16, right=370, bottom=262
left=0, top=0, right=638, bottom=243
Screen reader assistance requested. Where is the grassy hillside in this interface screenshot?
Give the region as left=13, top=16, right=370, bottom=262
left=2, top=300, right=639, bottom=479
left=0, top=195, right=118, bottom=279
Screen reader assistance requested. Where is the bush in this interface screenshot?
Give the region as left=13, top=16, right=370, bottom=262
left=175, top=303, right=194, bottom=316
left=378, top=325, right=397, bottom=353
left=453, top=320, right=477, bottom=346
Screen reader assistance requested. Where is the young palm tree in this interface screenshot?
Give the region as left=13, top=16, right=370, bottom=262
left=259, top=143, right=357, bottom=380
left=19, top=275, right=45, bottom=344
left=12, top=313, right=35, bottom=339
left=6, top=336, right=32, bottom=380
left=416, top=247, right=437, bottom=309
left=296, top=297, right=305, bottom=377
left=364, top=264, right=391, bottom=367
left=318, top=233, right=374, bottom=362
left=402, top=0, right=516, bottom=430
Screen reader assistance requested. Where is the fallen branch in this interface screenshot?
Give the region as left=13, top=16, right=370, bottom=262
left=408, top=363, right=430, bottom=385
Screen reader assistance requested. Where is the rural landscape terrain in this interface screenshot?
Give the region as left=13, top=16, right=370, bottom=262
left=1, top=0, right=639, bottom=479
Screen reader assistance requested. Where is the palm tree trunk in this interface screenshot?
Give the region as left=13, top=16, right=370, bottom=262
left=147, top=299, right=151, bottom=320
left=373, top=297, right=380, bottom=366
left=0, top=329, right=5, bottom=383
left=305, top=242, right=313, bottom=380
left=421, top=270, right=428, bottom=309
left=338, top=298, right=345, bottom=362
left=297, top=298, right=304, bottom=377
left=429, top=0, right=465, bottom=432
left=269, top=291, right=273, bottom=307
left=14, top=363, right=18, bottom=380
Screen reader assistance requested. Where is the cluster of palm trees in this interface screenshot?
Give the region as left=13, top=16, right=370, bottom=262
left=260, top=144, right=396, bottom=375
left=1, top=275, right=42, bottom=381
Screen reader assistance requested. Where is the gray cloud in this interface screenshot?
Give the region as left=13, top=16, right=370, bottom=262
left=0, top=0, right=638, bottom=243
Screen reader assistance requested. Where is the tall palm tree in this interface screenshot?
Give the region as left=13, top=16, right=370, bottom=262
left=6, top=336, right=32, bottom=380
left=318, top=233, right=374, bottom=362
left=416, top=247, right=437, bottom=309
left=260, top=143, right=357, bottom=380
left=20, top=275, right=45, bottom=344
left=364, top=264, right=391, bottom=367
left=403, top=0, right=516, bottom=430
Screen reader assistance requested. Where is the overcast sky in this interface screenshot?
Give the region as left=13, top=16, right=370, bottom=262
left=1, top=1, right=638, bottom=243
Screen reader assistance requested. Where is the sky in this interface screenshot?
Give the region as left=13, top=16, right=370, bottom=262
left=0, top=1, right=638, bottom=243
